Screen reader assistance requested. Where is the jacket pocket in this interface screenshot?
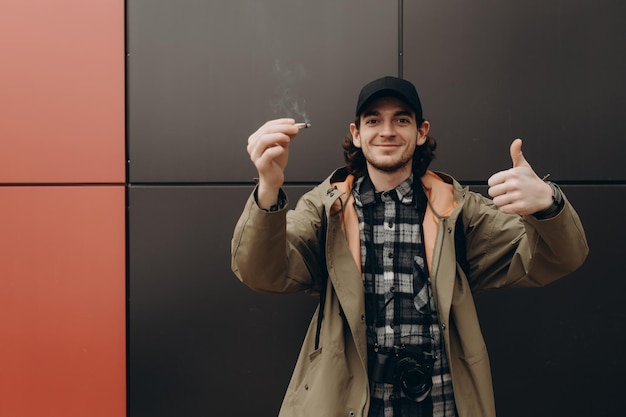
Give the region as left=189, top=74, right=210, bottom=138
left=309, top=346, right=323, bottom=363
left=282, top=347, right=361, bottom=417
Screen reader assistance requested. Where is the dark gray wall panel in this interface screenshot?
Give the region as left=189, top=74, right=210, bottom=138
left=128, top=1, right=621, bottom=416
left=404, top=0, right=626, bottom=182
left=470, top=185, right=623, bottom=416
left=127, top=0, right=398, bottom=183
left=129, top=183, right=623, bottom=416
left=128, top=185, right=318, bottom=417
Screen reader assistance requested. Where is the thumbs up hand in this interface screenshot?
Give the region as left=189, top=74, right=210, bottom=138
left=487, top=139, right=554, bottom=215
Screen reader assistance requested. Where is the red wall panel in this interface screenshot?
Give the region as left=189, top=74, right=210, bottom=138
left=0, top=0, right=126, bottom=416
left=0, top=186, right=126, bottom=417
left=0, top=0, right=124, bottom=183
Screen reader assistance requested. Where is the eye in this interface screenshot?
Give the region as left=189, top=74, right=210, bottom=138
left=397, top=118, right=411, bottom=125
left=365, top=118, right=379, bottom=125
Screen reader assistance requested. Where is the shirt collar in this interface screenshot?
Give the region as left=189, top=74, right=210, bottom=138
left=353, top=173, right=415, bottom=207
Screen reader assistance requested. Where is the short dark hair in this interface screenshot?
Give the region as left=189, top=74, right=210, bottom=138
left=341, top=117, right=437, bottom=179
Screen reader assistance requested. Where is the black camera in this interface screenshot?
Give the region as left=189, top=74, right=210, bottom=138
left=369, top=344, right=434, bottom=402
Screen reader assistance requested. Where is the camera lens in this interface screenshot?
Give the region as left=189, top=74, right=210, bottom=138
left=396, top=357, right=432, bottom=402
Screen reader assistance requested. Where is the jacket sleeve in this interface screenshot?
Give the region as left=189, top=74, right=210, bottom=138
left=231, top=185, right=327, bottom=294
left=462, top=189, right=589, bottom=290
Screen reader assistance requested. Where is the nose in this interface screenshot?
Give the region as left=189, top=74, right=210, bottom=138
left=380, top=120, right=396, bottom=137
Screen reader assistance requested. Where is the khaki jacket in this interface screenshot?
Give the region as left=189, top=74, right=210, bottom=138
left=231, top=168, right=588, bottom=417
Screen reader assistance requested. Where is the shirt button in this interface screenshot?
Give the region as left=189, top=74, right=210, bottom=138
left=349, top=411, right=355, bottom=417
left=387, top=252, right=393, bottom=258
left=441, top=323, right=446, bottom=330
left=390, top=286, right=395, bottom=293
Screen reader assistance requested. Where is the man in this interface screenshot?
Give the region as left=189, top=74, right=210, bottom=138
left=231, top=76, right=588, bottom=417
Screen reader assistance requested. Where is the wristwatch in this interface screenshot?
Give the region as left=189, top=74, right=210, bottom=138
left=533, top=181, right=564, bottom=219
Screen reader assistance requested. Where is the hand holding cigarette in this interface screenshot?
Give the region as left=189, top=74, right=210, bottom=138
left=247, top=119, right=311, bottom=209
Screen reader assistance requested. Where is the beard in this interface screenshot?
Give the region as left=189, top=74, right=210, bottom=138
left=364, top=151, right=414, bottom=173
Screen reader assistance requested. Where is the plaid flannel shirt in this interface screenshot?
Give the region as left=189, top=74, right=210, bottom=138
left=353, top=174, right=457, bottom=417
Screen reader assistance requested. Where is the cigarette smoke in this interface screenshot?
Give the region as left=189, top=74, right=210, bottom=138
left=270, top=59, right=310, bottom=123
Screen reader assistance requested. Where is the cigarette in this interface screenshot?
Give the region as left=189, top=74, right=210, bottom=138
left=295, top=122, right=311, bottom=129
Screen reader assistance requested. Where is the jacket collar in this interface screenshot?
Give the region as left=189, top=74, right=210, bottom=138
left=324, top=167, right=466, bottom=274
left=325, top=167, right=464, bottom=216
left=352, top=174, right=417, bottom=208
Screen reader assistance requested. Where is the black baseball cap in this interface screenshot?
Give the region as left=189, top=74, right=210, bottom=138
left=355, top=76, right=423, bottom=119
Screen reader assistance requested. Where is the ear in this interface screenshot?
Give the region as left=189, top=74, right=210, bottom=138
left=416, top=120, right=430, bottom=146
left=349, top=122, right=361, bottom=148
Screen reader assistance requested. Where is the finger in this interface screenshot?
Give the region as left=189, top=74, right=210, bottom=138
left=264, top=118, right=297, bottom=134
left=496, top=202, right=518, bottom=215
left=492, top=189, right=523, bottom=212
left=256, top=142, right=288, bottom=165
left=248, top=119, right=297, bottom=144
left=487, top=171, right=507, bottom=187
left=491, top=193, right=511, bottom=209
left=487, top=182, right=508, bottom=199
left=248, top=120, right=298, bottom=154
left=263, top=118, right=297, bottom=128
left=510, top=138, right=528, bottom=168
left=248, top=132, right=291, bottom=161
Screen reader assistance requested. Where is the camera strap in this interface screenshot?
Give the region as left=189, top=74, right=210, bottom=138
left=314, top=273, right=327, bottom=350
left=314, top=211, right=329, bottom=351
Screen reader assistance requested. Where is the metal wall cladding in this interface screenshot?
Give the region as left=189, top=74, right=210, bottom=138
left=471, top=185, right=624, bottom=417
left=0, top=186, right=126, bottom=417
left=128, top=184, right=623, bottom=417
left=0, top=1, right=126, bottom=416
left=0, top=0, right=124, bottom=184
left=127, top=0, right=398, bottom=183
left=128, top=185, right=318, bottom=416
left=127, top=0, right=623, bottom=416
left=404, top=0, right=626, bottom=182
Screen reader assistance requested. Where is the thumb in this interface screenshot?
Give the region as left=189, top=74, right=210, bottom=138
left=510, top=138, right=528, bottom=168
